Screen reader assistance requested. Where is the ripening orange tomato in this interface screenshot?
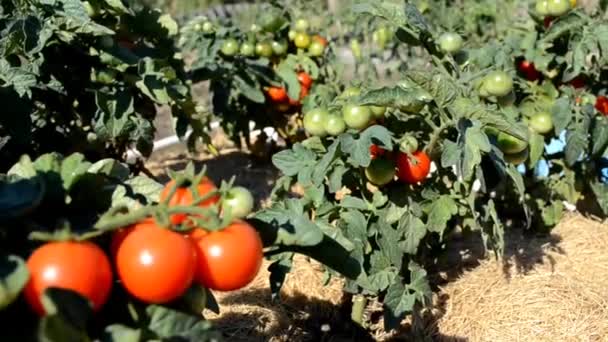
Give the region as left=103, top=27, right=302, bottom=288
left=159, top=178, right=220, bottom=225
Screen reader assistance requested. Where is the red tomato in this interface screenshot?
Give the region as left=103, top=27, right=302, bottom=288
left=159, top=178, right=220, bottom=225
left=569, top=76, right=586, bottom=89
left=298, top=72, right=313, bottom=89
left=370, top=144, right=387, bottom=160
left=312, top=35, right=328, bottom=47
left=115, top=221, right=197, bottom=303
left=518, top=60, right=541, bottom=81
left=396, top=151, right=431, bottom=184
left=24, top=241, right=112, bottom=315
left=189, top=221, right=263, bottom=291
left=266, top=87, right=289, bottom=103
left=596, top=96, right=608, bottom=115
left=544, top=16, right=554, bottom=28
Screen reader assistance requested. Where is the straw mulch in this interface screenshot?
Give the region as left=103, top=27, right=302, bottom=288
left=433, top=214, right=608, bottom=342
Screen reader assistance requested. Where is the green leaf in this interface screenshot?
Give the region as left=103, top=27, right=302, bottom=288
left=406, top=71, right=458, bottom=108
left=340, top=125, right=393, bottom=168
left=441, top=140, right=460, bottom=168
left=340, top=196, right=368, bottom=211
left=0, top=177, right=45, bottom=219
left=591, top=116, right=608, bottom=156
left=328, top=164, right=347, bottom=193
left=276, top=63, right=300, bottom=101
left=552, top=97, right=573, bottom=134
left=146, top=305, right=221, bottom=341
left=377, top=221, right=403, bottom=270
left=60, top=153, right=92, bottom=190
left=101, top=325, right=141, bottom=342
left=312, top=140, right=340, bottom=186
left=396, top=212, right=426, bottom=255
left=565, top=129, right=587, bottom=166
left=251, top=204, right=324, bottom=247
left=340, top=210, right=368, bottom=244
left=383, top=262, right=431, bottom=330
left=272, top=144, right=316, bottom=176
left=462, top=123, right=491, bottom=180
left=528, top=132, right=545, bottom=168
left=426, top=196, right=458, bottom=235
left=233, top=72, right=265, bottom=103
left=590, top=181, right=608, bottom=215
left=357, top=86, right=432, bottom=115
left=0, top=255, right=29, bottom=310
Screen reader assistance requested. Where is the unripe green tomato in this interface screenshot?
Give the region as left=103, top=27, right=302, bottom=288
left=223, top=186, right=254, bottom=219
left=536, top=0, right=550, bottom=15
left=324, top=115, right=346, bottom=136
left=288, top=30, right=297, bottom=41
left=240, top=42, right=255, bottom=56
left=100, top=36, right=114, bottom=49
left=294, top=18, right=309, bottom=32
left=529, top=112, right=554, bottom=134
left=370, top=106, right=387, bottom=119
left=202, top=21, right=214, bottom=33
left=303, top=108, right=329, bottom=137
left=399, top=136, right=419, bottom=154
left=308, top=41, right=325, bottom=57
left=97, top=70, right=116, bottom=84
left=221, top=38, right=239, bottom=56
left=365, top=159, right=396, bottom=186
left=271, top=40, right=288, bottom=56
left=547, top=0, right=571, bottom=16
left=504, top=148, right=529, bottom=165
left=438, top=32, right=463, bottom=54
left=250, top=23, right=261, bottom=33
left=255, top=41, right=273, bottom=58
left=482, top=71, right=513, bottom=97
left=351, top=39, right=362, bottom=59
left=342, top=104, right=372, bottom=130
left=497, top=132, right=528, bottom=154
left=294, top=32, right=311, bottom=49
left=342, top=86, right=361, bottom=98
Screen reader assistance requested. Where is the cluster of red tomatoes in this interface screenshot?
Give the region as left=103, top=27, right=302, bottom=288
left=23, top=179, right=263, bottom=315
left=266, top=71, right=313, bottom=112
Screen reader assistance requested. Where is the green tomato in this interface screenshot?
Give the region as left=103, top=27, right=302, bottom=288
left=438, top=32, right=463, bottom=54
left=100, top=36, right=114, bottom=49
left=342, top=86, right=361, bottom=98
left=324, top=115, right=346, bottom=136
left=308, top=41, right=325, bottom=57
left=221, top=39, right=239, bottom=56
left=530, top=112, right=554, bottom=134
left=97, top=69, right=116, bottom=84
left=342, top=104, right=372, bottom=130
left=271, top=40, right=288, bottom=56
left=223, top=186, right=254, bottom=219
left=294, top=18, right=309, bottom=32
left=240, top=42, right=255, bottom=56
left=365, top=159, right=396, bottom=186
left=399, top=136, right=419, bottom=154
left=547, top=0, right=571, bottom=16
left=504, top=148, right=529, bottom=165
left=497, top=132, right=528, bottom=154
left=536, top=0, right=550, bottom=15
left=250, top=24, right=261, bottom=33
left=482, top=71, right=513, bottom=97
left=303, top=108, right=329, bottom=137
left=202, top=21, right=214, bottom=33
left=294, top=32, right=311, bottom=49
left=370, top=106, right=387, bottom=119
left=288, top=29, right=297, bottom=41
left=255, top=41, right=273, bottom=58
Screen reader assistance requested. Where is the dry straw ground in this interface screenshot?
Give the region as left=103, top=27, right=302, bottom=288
left=147, top=145, right=608, bottom=342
